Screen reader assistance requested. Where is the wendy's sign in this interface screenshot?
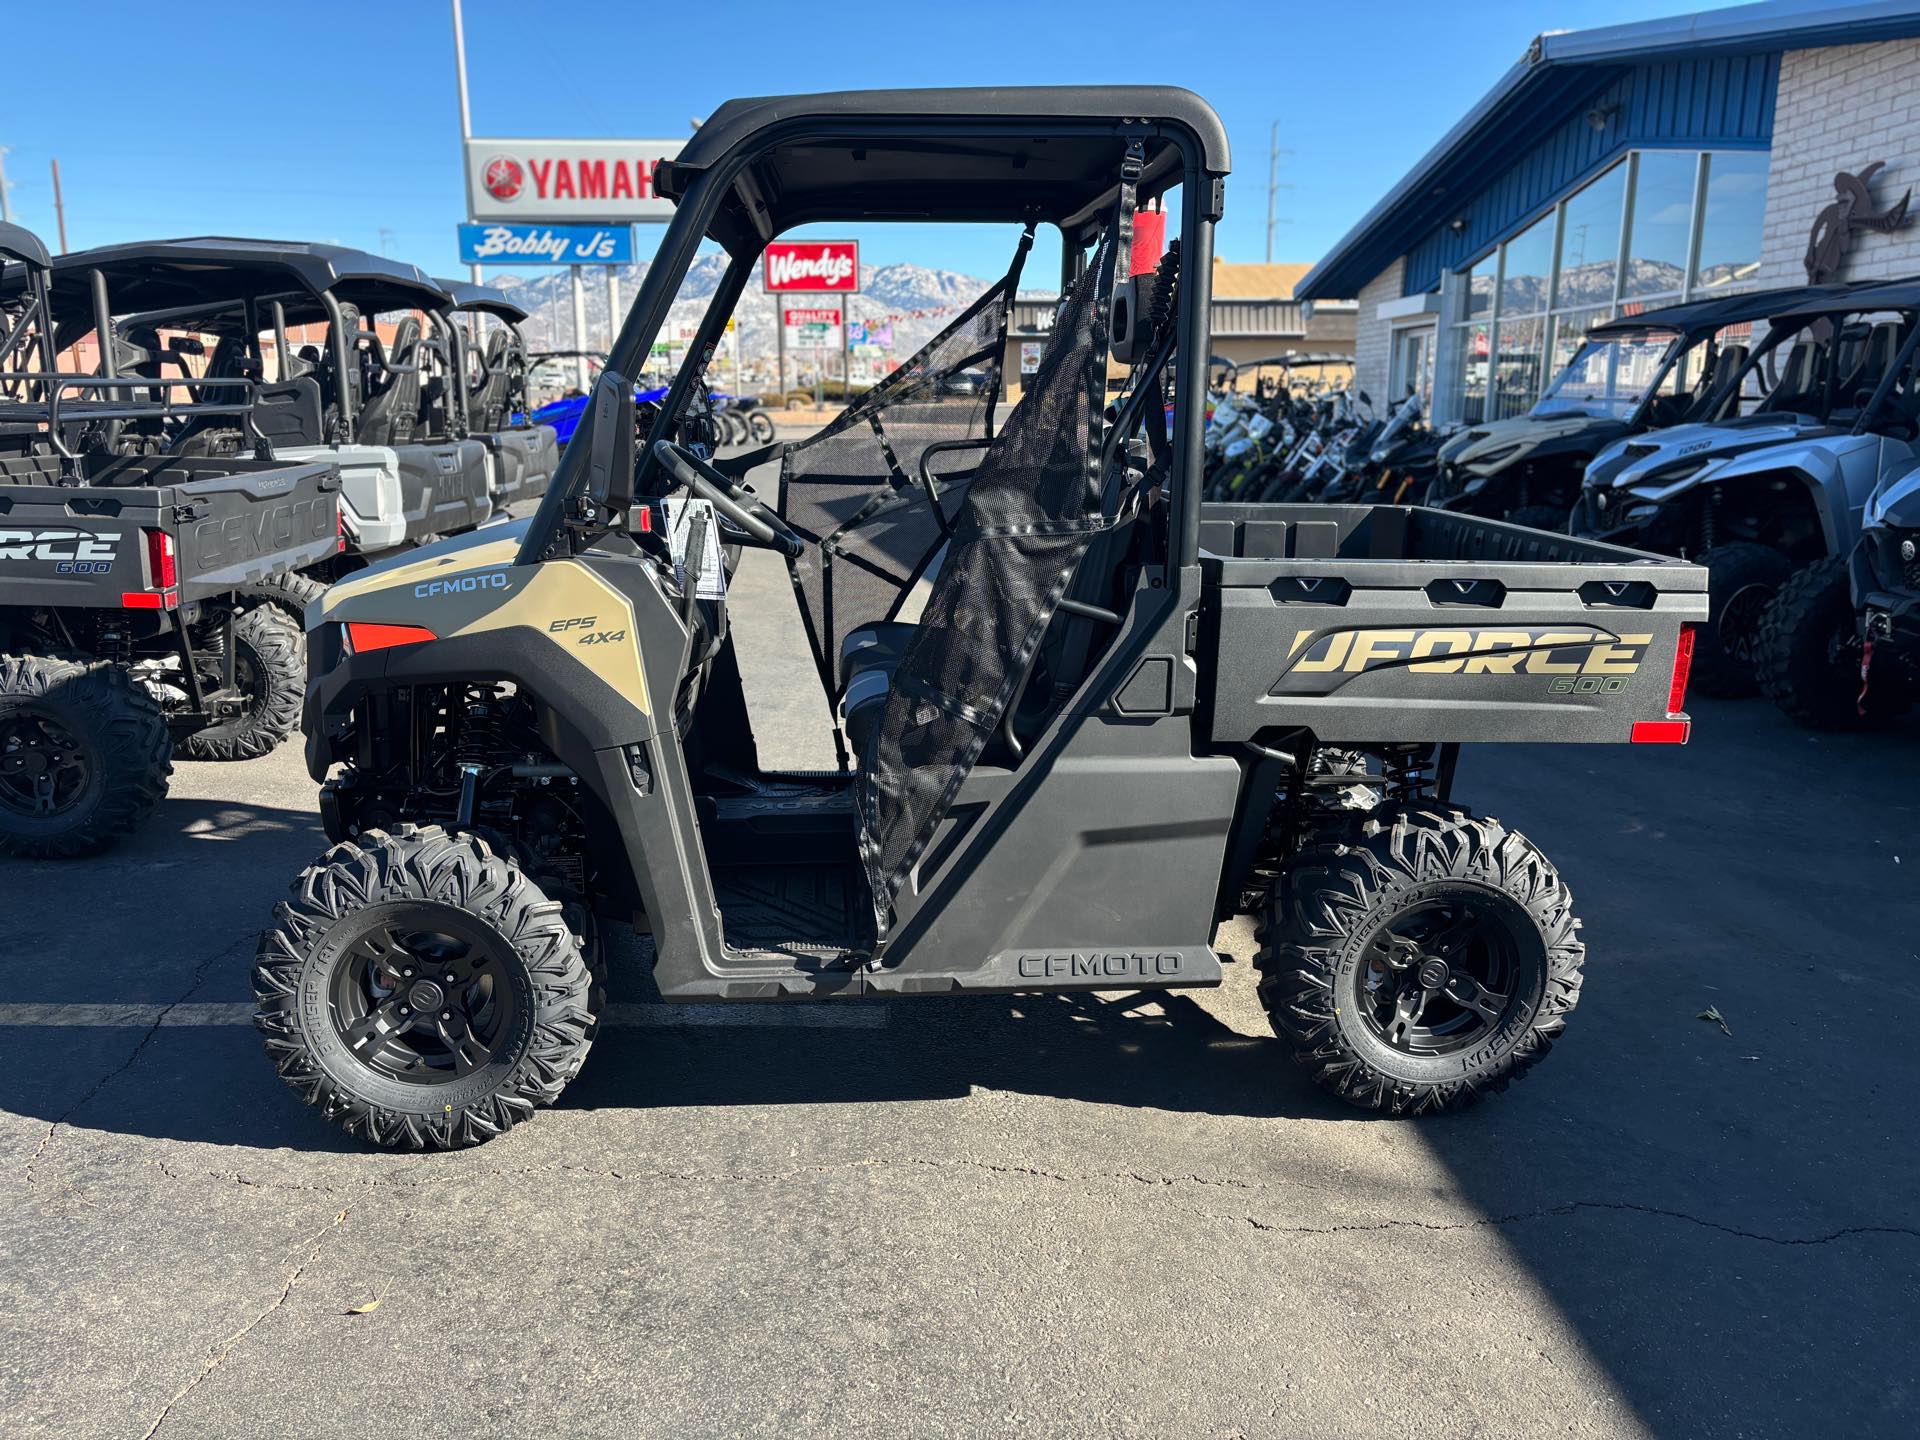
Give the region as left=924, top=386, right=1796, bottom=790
left=763, top=241, right=861, bottom=292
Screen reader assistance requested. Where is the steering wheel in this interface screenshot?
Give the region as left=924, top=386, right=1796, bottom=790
left=650, top=440, right=805, bottom=559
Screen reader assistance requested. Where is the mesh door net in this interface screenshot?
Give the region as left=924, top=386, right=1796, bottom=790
left=776, top=237, right=1029, bottom=707
left=857, top=232, right=1119, bottom=927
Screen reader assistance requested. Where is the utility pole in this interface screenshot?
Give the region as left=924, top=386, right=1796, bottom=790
left=1265, top=122, right=1295, bottom=264
left=0, top=147, right=12, bottom=223
left=50, top=159, right=68, bottom=253
left=451, top=0, right=480, bottom=288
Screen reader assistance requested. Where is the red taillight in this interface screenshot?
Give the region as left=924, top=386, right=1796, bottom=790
left=634, top=503, right=654, bottom=533
left=346, top=621, right=436, bottom=653
left=1632, top=719, right=1691, bottom=745
left=1666, top=623, right=1696, bottom=716
left=123, top=528, right=179, bottom=609
left=336, top=503, right=346, bottom=553
left=144, top=528, right=177, bottom=589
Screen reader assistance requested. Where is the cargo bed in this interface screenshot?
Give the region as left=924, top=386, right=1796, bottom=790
left=1198, top=503, right=1709, bottom=745
left=0, top=452, right=340, bottom=607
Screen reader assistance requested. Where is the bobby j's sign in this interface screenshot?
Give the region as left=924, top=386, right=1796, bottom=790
left=458, top=224, right=634, bottom=266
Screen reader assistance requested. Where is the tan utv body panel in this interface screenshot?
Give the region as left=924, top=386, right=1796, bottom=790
left=316, top=531, right=650, bottom=714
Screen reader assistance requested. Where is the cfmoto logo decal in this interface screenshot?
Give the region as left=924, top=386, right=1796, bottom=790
left=414, top=570, right=511, bottom=599
left=1284, top=627, right=1653, bottom=677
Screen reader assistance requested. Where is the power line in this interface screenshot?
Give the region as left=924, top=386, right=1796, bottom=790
left=1265, top=121, right=1295, bottom=264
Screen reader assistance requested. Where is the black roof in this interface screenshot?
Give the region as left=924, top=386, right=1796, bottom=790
left=27, top=237, right=449, bottom=317
left=434, top=277, right=529, bottom=323
left=1767, top=274, right=1920, bottom=321
left=658, top=87, right=1229, bottom=246
left=0, top=222, right=51, bottom=271
left=1587, top=283, right=1861, bottom=339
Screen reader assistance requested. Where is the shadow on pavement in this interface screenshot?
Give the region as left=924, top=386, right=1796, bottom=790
left=1410, top=702, right=1920, bottom=1440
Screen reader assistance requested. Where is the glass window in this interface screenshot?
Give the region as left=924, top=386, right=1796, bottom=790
left=1444, top=321, right=1490, bottom=426
left=1695, top=150, right=1769, bottom=293
left=1535, top=319, right=1679, bottom=420
left=1464, top=256, right=1494, bottom=320
left=1493, top=315, right=1545, bottom=419
left=1555, top=162, right=1625, bottom=309
left=1624, top=151, right=1697, bottom=299
left=1500, top=211, right=1555, bottom=315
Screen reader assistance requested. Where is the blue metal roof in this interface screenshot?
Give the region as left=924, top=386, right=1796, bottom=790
left=1297, top=0, right=1920, bottom=301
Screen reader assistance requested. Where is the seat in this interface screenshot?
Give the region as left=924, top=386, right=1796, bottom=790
left=354, top=315, right=422, bottom=447
left=837, top=621, right=917, bottom=754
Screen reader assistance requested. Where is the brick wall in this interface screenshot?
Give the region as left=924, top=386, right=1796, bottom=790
left=1352, top=259, right=1404, bottom=404
left=1758, top=40, right=1920, bottom=287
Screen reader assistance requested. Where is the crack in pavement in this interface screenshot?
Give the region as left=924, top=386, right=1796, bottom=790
left=137, top=1154, right=1920, bottom=1250
left=138, top=1206, right=351, bottom=1440
left=22, top=931, right=255, bottom=1185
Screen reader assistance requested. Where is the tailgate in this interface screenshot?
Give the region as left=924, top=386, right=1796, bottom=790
left=165, top=459, right=342, bottom=601
left=1200, top=503, right=1710, bottom=745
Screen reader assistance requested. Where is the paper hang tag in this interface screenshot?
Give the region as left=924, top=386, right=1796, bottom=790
left=662, top=497, right=728, bottom=600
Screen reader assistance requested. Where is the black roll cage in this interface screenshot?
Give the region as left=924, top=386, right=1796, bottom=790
left=518, top=102, right=1225, bottom=571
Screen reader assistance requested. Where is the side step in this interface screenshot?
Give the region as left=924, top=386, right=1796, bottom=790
left=866, top=945, right=1224, bottom=996
left=653, top=945, right=1224, bottom=1001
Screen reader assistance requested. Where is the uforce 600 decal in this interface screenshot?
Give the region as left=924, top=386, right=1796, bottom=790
left=0, top=528, right=121, bottom=574
left=1280, top=627, right=1653, bottom=688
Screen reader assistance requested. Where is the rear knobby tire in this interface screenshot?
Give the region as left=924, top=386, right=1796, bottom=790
left=253, top=825, right=598, bottom=1149
left=1754, top=556, right=1901, bottom=729
left=1256, top=805, right=1584, bottom=1115
left=1693, top=543, right=1792, bottom=697
left=235, top=570, right=327, bottom=627
left=0, top=653, right=171, bottom=858
left=181, top=604, right=304, bottom=761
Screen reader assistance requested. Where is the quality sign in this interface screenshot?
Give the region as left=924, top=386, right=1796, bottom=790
left=458, top=224, right=634, bottom=265
left=465, top=138, right=683, bottom=222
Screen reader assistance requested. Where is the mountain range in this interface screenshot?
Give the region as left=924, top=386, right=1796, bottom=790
left=489, top=256, right=996, bottom=369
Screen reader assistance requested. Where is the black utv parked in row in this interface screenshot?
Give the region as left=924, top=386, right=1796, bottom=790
left=436, top=279, right=560, bottom=508
left=1578, top=282, right=1920, bottom=697
left=1432, top=284, right=1841, bottom=531
left=0, top=224, right=340, bottom=856
left=252, top=87, right=1708, bottom=1151
left=69, top=239, right=496, bottom=596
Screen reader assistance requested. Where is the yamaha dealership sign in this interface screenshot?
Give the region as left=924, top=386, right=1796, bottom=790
left=464, top=137, right=684, bottom=222
left=458, top=224, right=633, bottom=265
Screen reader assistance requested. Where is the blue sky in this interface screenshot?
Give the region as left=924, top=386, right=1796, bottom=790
left=0, top=0, right=1743, bottom=280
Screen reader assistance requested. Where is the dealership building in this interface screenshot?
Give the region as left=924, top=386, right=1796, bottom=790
left=1297, top=0, right=1920, bottom=427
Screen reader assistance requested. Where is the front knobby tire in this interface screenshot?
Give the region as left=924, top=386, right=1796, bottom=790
left=0, top=653, right=171, bottom=858
left=234, top=570, right=328, bottom=627
left=1694, top=543, right=1793, bottom=697
left=1754, top=556, right=1903, bottom=729
left=181, top=604, right=304, bottom=762
left=1256, top=806, right=1584, bottom=1115
left=254, top=825, right=599, bottom=1150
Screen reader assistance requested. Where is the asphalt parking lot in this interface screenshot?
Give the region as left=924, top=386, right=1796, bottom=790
left=2, top=548, right=1917, bottom=1440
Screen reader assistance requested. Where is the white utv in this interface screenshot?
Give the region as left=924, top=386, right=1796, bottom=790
left=1573, top=283, right=1920, bottom=693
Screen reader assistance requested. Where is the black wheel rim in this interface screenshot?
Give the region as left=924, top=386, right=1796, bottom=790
left=1351, top=893, right=1533, bottom=1057
left=328, top=904, right=520, bottom=1086
left=1718, top=582, right=1776, bottom=662
left=0, top=708, right=93, bottom=819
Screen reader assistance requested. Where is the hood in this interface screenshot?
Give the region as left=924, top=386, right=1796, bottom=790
left=1587, top=414, right=1830, bottom=493
left=1440, top=411, right=1623, bottom=469
left=319, top=519, right=532, bottom=617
